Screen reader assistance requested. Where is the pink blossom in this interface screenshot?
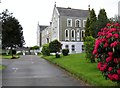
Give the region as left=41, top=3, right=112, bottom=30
left=97, top=62, right=102, bottom=69
left=117, top=69, right=120, bottom=74
left=109, top=28, right=117, bottom=32
left=108, top=67, right=113, bottom=71
left=104, top=43, right=108, bottom=48
left=114, top=58, right=118, bottom=63
left=93, top=49, right=97, bottom=54
left=108, top=52, right=113, bottom=56
left=114, top=23, right=120, bottom=27
left=110, top=41, right=118, bottom=47
left=112, top=74, right=119, bottom=80
left=106, top=23, right=111, bottom=27
left=113, top=34, right=119, bottom=38
left=108, top=74, right=114, bottom=80
left=106, top=33, right=112, bottom=38
left=106, top=56, right=112, bottom=62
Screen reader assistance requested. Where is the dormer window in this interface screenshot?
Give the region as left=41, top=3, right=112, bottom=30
left=67, top=19, right=72, bottom=27
left=75, top=19, right=81, bottom=27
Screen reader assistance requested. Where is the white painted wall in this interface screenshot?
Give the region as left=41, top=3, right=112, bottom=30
left=61, top=41, right=84, bottom=54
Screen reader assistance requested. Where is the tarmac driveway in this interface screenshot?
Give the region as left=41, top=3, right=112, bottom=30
left=2, top=55, right=86, bottom=86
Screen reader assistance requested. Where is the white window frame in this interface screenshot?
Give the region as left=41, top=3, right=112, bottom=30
left=67, top=18, right=72, bottom=27
left=71, top=29, right=75, bottom=41
left=65, top=29, right=69, bottom=41
left=76, top=29, right=80, bottom=41
left=81, top=30, right=85, bottom=41
left=83, top=20, right=86, bottom=27
left=75, top=19, right=81, bottom=27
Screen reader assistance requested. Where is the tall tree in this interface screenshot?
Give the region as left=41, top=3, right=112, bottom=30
left=95, top=9, right=109, bottom=37
left=85, top=17, right=90, bottom=37
left=89, top=9, right=97, bottom=38
left=1, top=9, right=25, bottom=56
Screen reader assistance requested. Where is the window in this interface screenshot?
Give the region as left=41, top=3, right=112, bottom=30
left=65, top=45, right=69, bottom=49
left=81, top=30, right=85, bottom=41
left=71, top=45, right=75, bottom=51
left=75, top=19, right=81, bottom=27
left=83, top=20, right=86, bottom=27
left=82, top=45, right=85, bottom=52
left=65, top=29, right=69, bottom=41
left=47, top=38, right=49, bottom=43
left=76, top=29, right=80, bottom=41
left=67, top=19, right=72, bottom=27
left=71, top=29, right=75, bottom=41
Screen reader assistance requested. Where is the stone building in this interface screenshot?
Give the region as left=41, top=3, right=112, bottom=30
left=37, top=4, right=89, bottom=54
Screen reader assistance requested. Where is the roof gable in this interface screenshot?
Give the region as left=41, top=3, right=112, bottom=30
left=56, top=7, right=89, bottom=17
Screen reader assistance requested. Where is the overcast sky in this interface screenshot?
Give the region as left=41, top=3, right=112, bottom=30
left=0, top=0, right=120, bottom=47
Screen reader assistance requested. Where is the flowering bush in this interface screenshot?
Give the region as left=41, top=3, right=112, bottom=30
left=93, top=23, right=120, bottom=82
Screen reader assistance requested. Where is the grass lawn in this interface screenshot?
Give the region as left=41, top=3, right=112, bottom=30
left=1, top=55, right=20, bottom=59
left=0, top=65, right=6, bottom=70
left=42, top=53, right=119, bottom=86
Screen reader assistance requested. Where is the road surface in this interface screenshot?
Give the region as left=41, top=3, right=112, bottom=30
left=2, top=55, right=86, bottom=86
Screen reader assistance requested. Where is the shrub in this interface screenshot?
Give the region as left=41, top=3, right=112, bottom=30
left=93, top=23, right=120, bottom=82
left=41, top=44, right=50, bottom=56
left=49, top=40, right=62, bottom=53
left=62, top=49, right=69, bottom=56
left=49, top=40, right=62, bottom=58
left=84, top=36, right=95, bottom=63
left=56, top=53, right=60, bottom=58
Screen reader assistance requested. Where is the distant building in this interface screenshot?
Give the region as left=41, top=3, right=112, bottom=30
left=37, top=4, right=89, bottom=54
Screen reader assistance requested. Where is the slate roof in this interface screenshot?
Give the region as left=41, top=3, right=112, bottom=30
left=56, top=7, right=89, bottom=17
left=39, top=25, right=48, bottom=31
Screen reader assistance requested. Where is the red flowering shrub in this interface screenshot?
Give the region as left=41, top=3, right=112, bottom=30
left=93, top=23, right=120, bottom=82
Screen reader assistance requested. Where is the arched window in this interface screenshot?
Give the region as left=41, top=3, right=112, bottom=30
left=71, top=29, right=75, bottom=41
left=76, top=29, right=80, bottom=41
left=65, top=29, right=69, bottom=41
left=75, top=19, right=81, bottom=27
left=81, top=30, right=85, bottom=41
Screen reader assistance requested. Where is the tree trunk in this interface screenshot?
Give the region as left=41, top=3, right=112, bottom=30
left=10, top=47, right=13, bottom=58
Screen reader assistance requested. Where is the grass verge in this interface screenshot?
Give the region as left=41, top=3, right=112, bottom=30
left=1, top=55, right=20, bottom=59
left=42, top=53, right=119, bottom=86
left=0, top=65, right=6, bottom=70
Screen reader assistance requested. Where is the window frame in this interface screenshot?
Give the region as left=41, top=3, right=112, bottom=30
left=71, top=29, right=75, bottom=41
left=67, top=18, right=72, bottom=27
left=65, top=29, right=69, bottom=41
left=75, top=19, right=81, bottom=27
left=83, top=20, right=86, bottom=27
left=81, top=30, right=85, bottom=41
left=71, top=45, right=75, bottom=51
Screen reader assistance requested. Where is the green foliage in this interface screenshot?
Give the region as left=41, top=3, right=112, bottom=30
left=55, top=53, right=60, bottom=58
left=1, top=9, right=25, bottom=57
left=30, top=45, right=39, bottom=50
left=85, top=18, right=90, bottom=36
left=89, top=9, right=97, bottom=37
left=41, top=44, right=50, bottom=56
left=62, top=49, right=69, bottom=56
left=95, top=9, right=109, bottom=37
left=49, top=40, right=62, bottom=53
left=84, top=36, right=95, bottom=63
